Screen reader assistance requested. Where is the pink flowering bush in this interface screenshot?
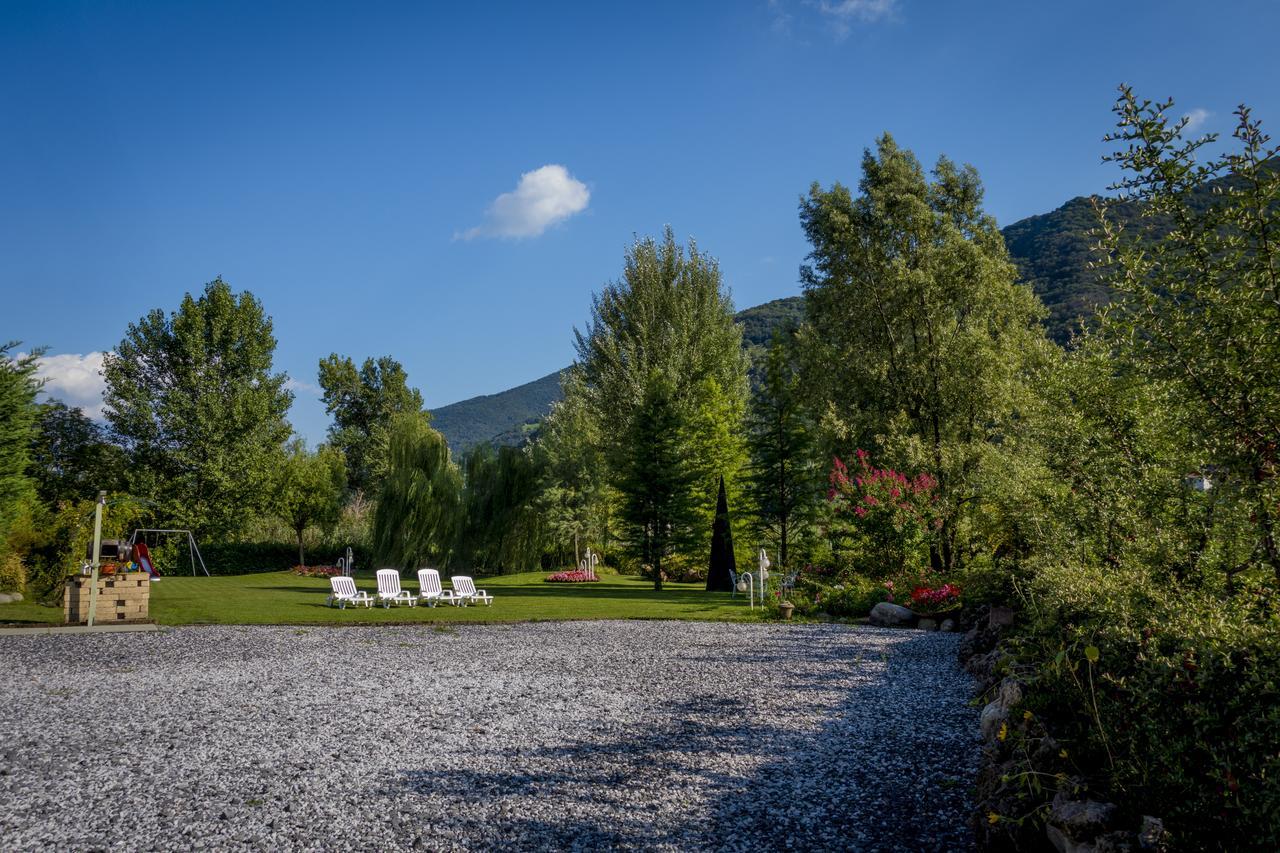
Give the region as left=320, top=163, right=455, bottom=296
left=544, top=569, right=599, bottom=583
left=825, top=449, right=941, bottom=578
left=909, top=582, right=961, bottom=615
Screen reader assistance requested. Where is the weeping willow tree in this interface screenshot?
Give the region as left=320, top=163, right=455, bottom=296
left=372, top=413, right=461, bottom=571
left=455, top=443, right=548, bottom=573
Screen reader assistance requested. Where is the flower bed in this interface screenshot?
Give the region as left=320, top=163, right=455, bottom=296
left=292, top=565, right=343, bottom=578
left=544, top=570, right=599, bottom=583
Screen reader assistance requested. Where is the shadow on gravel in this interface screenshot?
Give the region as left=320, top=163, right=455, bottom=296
left=386, top=628, right=977, bottom=851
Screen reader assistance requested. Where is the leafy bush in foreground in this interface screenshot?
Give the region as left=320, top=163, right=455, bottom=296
left=1013, top=560, right=1280, bottom=846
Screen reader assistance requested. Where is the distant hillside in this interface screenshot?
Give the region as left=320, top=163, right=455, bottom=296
left=431, top=370, right=566, bottom=452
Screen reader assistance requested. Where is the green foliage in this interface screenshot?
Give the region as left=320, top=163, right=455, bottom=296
left=570, top=228, right=751, bottom=578
left=195, top=542, right=376, bottom=575
left=1095, top=87, right=1280, bottom=582
left=102, top=278, right=293, bottom=538
left=0, top=343, right=40, bottom=553
left=274, top=441, right=347, bottom=566
left=799, top=133, right=1049, bottom=573
left=0, top=550, right=25, bottom=593
left=318, top=353, right=425, bottom=495
left=456, top=443, right=547, bottom=573
left=15, top=495, right=144, bottom=600
left=1017, top=560, right=1280, bottom=847
left=29, top=401, right=126, bottom=507
left=746, top=334, right=819, bottom=570
left=615, top=376, right=699, bottom=589
left=795, top=575, right=889, bottom=618
left=372, top=413, right=461, bottom=571
left=534, top=370, right=616, bottom=566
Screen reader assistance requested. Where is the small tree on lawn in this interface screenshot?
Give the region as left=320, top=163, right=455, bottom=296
left=275, top=440, right=347, bottom=567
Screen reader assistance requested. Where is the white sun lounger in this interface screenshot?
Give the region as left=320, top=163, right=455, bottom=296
left=416, top=568, right=457, bottom=607
left=449, top=575, right=493, bottom=606
left=328, top=576, right=373, bottom=609
left=376, top=569, right=417, bottom=608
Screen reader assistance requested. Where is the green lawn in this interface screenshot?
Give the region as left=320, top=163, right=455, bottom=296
left=0, top=570, right=756, bottom=626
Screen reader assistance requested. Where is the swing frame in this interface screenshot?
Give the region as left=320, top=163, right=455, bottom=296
left=127, top=529, right=211, bottom=577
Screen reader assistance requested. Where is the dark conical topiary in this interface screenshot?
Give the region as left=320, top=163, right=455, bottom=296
left=706, top=475, right=736, bottom=592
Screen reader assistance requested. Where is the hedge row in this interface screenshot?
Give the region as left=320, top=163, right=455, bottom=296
left=192, top=543, right=377, bottom=576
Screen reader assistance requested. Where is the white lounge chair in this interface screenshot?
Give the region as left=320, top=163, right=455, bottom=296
left=449, top=575, right=493, bottom=606
left=416, top=568, right=457, bottom=607
left=328, top=576, right=373, bottom=609
left=376, top=569, right=417, bottom=608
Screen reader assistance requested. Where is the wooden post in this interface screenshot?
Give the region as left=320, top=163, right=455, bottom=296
left=86, top=490, right=106, bottom=628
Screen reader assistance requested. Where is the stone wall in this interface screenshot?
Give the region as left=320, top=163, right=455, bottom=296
left=64, top=572, right=151, bottom=624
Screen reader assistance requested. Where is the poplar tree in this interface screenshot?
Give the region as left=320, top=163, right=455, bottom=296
left=103, top=279, right=293, bottom=538
left=318, top=354, right=425, bottom=496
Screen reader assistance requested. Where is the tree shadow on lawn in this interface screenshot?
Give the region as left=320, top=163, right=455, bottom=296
left=381, top=629, right=978, bottom=851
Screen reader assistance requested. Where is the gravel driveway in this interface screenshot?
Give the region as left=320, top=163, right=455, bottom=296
left=0, top=621, right=977, bottom=851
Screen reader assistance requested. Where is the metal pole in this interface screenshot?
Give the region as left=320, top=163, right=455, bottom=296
left=86, top=491, right=106, bottom=627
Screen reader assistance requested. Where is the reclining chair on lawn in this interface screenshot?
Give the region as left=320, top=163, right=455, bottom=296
left=449, top=575, right=493, bottom=607
left=328, top=576, right=374, bottom=609
left=376, top=569, right=417, bottom=608
left=416, top=568, right=457, bottom=607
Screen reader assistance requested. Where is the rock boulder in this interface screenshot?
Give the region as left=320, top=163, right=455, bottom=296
left=868, top=601, right=916, bottom=627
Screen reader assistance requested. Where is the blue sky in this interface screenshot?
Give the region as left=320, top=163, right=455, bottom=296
left=3, top=0, right=1278, bottom=444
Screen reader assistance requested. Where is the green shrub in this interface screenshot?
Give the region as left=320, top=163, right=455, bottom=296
left=0, top=550, right=25, bottom=592
left=1014, top=560, right=1280, bottom=847
left=194, top=542, right=377, bottom=576
left=799, top=575, right=889, bottom=618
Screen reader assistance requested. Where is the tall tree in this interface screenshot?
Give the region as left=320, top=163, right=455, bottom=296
left=799, top=134, right=1048, bottom=573
left=746, top=334, right=818, bottom=571
left=616, top=376, right=698, bottom=589
left=275, top=440, right=347, bottom=567
left=572, top=228, right=750, bottom=567
left=0, top=344, right=41, bottom=550
left=29, top=402, right=126, bottom=507
left=1094, top=88, right=1280, bottom=581
left=318, top=354, right=425, bottom=496
left=456, top=443, right=547, bottom=573
left=102, top=278, right=293, bottom=538
left=372, top=413, right=461, bottom=571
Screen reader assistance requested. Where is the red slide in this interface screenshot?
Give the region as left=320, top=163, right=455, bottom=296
left=133, top=541, right=162, bottom=580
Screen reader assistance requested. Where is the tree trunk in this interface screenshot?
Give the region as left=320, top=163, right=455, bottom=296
left=296, top=525, right=306, bottom=569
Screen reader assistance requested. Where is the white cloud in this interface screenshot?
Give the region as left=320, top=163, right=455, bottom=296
left=817, top=0, right=898, bottom=37
left=458, top=164, right=590, bottom=240
left=285, top=376, right=322, bottom=396
left=1183, top=108, right=1211, bottom=132
left=33, top=351, right=108, bottom=420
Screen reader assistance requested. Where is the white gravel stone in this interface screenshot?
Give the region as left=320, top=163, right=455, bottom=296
left=0, top=621, right=978, bottom=851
